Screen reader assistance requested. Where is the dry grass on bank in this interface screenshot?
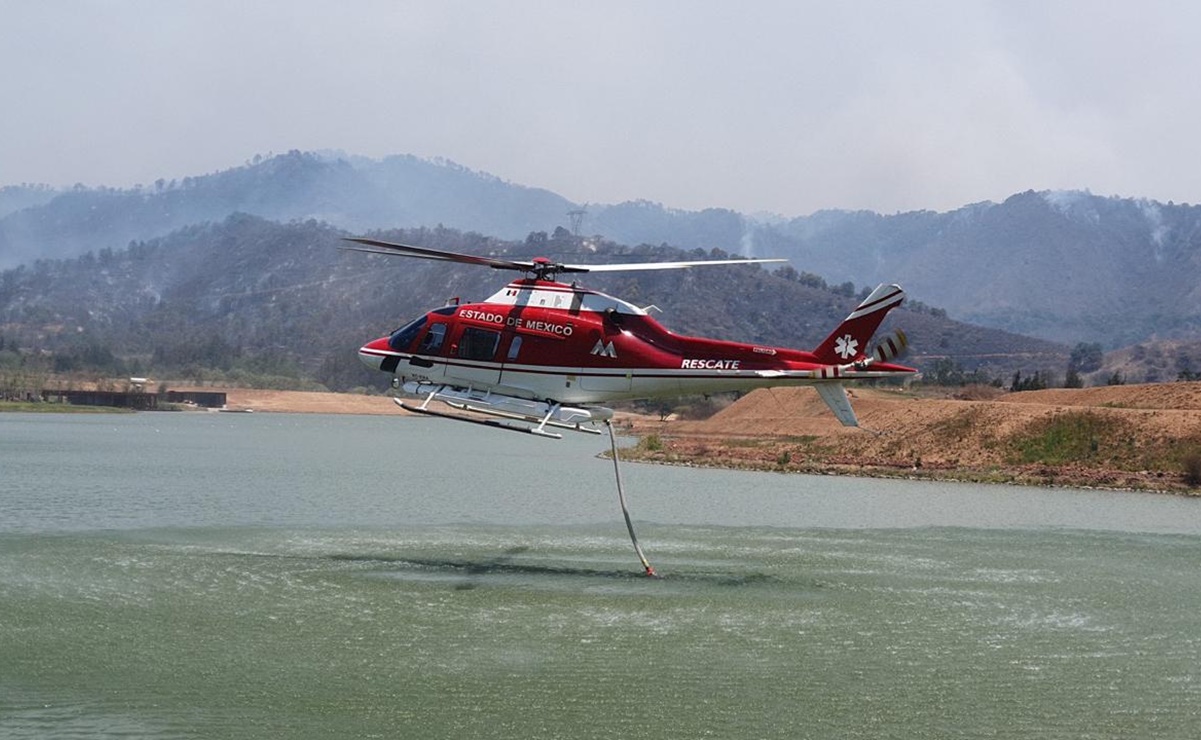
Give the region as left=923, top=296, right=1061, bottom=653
left=619, top=383, right=1201, bottom=494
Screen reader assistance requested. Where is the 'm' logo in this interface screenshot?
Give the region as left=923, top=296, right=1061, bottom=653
left=591, top=339, right=617, bottom=358
left=834, top=334, right=858, bottom=359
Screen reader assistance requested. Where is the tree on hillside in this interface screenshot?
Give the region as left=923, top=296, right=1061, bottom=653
left=1177, top=355, right=1200, bottom=381
left=1069, top=342, right=1104, bottom=373
left=1011, top=370, right=1047, bottom=392
left=929, top=357, right=964, bottom=386
left=773, top=265, right=799, bottom=282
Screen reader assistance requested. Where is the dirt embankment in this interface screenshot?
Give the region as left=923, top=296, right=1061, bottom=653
left=205, top=389, right=405, bottom=415
left=620, top=383, right=1201, bottom=494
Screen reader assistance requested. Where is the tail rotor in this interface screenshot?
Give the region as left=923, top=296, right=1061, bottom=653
left=872, top=328, right=908, bottom=363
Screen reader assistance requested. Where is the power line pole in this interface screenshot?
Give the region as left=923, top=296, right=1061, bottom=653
left=567, top=205, right=588, bottom=237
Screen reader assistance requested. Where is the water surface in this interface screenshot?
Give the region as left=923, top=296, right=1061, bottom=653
left=3, top=412, right=1200, bottom=738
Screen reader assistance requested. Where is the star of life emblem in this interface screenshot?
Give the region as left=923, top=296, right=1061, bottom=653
left=834, top=334, right=858, bottom=360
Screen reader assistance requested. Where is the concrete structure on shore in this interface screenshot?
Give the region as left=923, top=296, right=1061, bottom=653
left=40, top=388, right=227, bottom=410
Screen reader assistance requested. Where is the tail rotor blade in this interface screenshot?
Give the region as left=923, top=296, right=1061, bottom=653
left=873, top=329, right=908, bottom=362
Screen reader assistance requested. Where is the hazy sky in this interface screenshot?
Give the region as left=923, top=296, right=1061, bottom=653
left=3, top=1, right=1199, bottom=216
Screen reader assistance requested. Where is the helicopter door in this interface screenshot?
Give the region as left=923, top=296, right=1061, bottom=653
left=449, top=325, right=503, bottom=387
left=578, top=331, right=632, bottom=394
left=406, top=322, right=448, bottom=381
left=496, top=333, right=522, bottom=387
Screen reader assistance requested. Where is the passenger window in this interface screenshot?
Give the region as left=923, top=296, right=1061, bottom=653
left=507, top=335, right=522, bottom=361
left=419, top=323, right=447, bottom=352
left=458, top=327, right=501, bottom=361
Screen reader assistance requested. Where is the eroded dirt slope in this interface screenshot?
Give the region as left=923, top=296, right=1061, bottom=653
left=622, top=383, right=1201, bottom=491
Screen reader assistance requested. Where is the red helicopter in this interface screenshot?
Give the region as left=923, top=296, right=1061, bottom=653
left=347, top=238, right=915, bottom=433
left=346, top=237, right=916, bottom=575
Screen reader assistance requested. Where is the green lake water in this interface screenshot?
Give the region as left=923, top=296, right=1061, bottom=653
left=3, top=412, right=1200, bottom=738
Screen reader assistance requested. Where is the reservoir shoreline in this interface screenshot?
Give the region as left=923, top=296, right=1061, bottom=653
left=10, top=382, right=1201, bottom=495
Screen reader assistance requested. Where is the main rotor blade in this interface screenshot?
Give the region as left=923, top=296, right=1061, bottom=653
left=341, top=238, right=534, bottom=271
left=342, top=237, right=789, bottom=276
left=566, top=257, right=788, bottom=273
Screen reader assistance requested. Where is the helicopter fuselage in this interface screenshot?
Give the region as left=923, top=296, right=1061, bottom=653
left=358, top=278, right=913, bottom=405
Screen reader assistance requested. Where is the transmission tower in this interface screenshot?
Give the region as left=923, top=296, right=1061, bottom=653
left=567, top=204, right=588, bottom=237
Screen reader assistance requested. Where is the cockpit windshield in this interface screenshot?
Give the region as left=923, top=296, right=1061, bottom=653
left=388, top=316, right=427, bottom=351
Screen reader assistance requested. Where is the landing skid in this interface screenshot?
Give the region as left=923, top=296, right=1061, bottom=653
left=395, top=398, right=609, bottom=439
left=441, top=400, right=604, bottom=437
left=396, top=399, right=558, bottom=436
left=397, top=383, right=610, bottom=438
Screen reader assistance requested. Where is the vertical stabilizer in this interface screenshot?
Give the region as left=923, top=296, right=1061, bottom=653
left=813, top=284, right=905, bottom=365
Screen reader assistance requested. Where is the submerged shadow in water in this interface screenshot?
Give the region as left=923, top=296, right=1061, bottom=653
left=211, top=548, right=787, bottom=589
left=325, top=549, right=785, bottom=589
left=329, top=548, right=639, bottom=584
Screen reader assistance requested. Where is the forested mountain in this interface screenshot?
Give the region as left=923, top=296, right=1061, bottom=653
left=0, top=216, right=1065, bottom=391
left=0, top=152, right=573, bottom=269
left=755, top=192, right=1201, bottom=346
left=0, top=184, right=60, bottom=219
left=4, top=151, right=1200, bottom=350
left=594, top=193, right=1201, bottom=347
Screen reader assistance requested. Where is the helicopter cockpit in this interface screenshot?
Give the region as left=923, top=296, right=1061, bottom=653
left=387, top=316, right=426, bottom=351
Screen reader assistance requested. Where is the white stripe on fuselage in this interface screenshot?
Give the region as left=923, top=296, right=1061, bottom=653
left=368, top=349, right=897, bottom=404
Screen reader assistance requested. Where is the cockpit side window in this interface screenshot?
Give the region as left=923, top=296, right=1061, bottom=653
left=388, top=316, right=427, bottom=351
left=419, top=323, right=447, bottom=353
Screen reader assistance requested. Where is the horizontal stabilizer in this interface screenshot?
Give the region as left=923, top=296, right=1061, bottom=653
left=814, top=383, right=858, bottom=427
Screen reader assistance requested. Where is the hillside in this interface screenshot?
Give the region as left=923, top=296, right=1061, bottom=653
left=0, top=216, right=1067, bottom=392
left=1091, top=338, right=1201, bottom=385
left=0, top=152, right=573, bottom=269
left=759, top=191, right=1201, bottom=346
left=621, top=382, right=1201, bottom=493
left=3, top=151, right=1201, bottom=350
